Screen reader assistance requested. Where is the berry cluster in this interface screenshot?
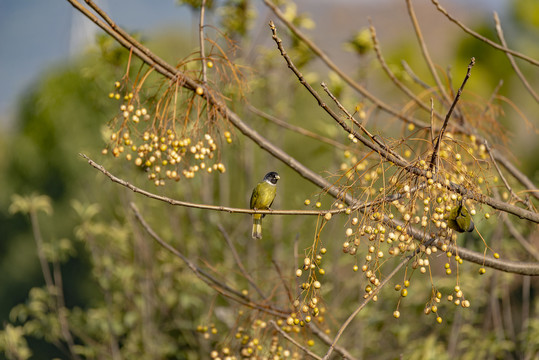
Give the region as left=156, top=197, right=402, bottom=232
left=207, top=318, right=306, bottom=359
left=301, top=133, right=500, bottom=322
left=103, top=81, right=230, bottom=185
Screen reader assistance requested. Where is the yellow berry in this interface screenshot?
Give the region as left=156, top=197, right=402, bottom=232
left=479, top=267, right=486, bottom=274
left=493, top=252, right=500, bottom=259
left=436, top=316, right=443, bottom=324
left=207, top=60, right=214, bottom=68
left=196, top=87, right=204, bottom=95
left=393, top=310, right=401, bottom=319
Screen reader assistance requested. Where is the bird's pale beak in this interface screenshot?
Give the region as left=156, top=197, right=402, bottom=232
left=276, top=175, right=280, bottom=179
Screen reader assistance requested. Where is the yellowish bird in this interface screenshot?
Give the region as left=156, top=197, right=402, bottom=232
left=446, top=201, right=474, bottom=233
left=250, top=172, right=280, bottom=239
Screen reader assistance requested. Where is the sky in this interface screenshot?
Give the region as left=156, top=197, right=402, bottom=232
left=0, top=0, right=509, bottom=129
left=0, top=0, right=191, bottom=128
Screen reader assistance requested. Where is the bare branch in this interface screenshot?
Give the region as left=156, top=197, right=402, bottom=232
left=484, top=140, right=526, bottom=205
left=322, top=249, right=418, bottom=359
left=369, top=21, right=443, bottom=121
left=130, top=202, right=288, bottom=317
left=493, top=11, right=539, bottom=103
left=429, top=58, right=475, bottom=171
left=199, top=0, right=208, bottom=84
left=269, top=22, right=539, bottom=223
left=217, top=224, right=267, bottom=299
left=431, top=0, right=539, bottom=67
left=405, top=0, right=452, bottom=105
left=263, top=0, right=428, bottom=128
left=246, top=103, right=349, bottom=150
left=269, top=321, right=323, bottom=360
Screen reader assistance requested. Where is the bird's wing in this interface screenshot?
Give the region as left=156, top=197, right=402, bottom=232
left=250, top=183, right=259, bottom=209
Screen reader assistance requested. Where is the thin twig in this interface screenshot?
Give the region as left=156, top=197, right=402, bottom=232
left=401, top=60, right=432, bottom=90
left=80, top=153, right=340, bottom=216
left=430, top=98, right=435, bottom=144
left=75, top=0, right=539, bottom=207
left=496, top=153, right=539, bottom=201
left=321, top=242, right=426, bottom=359
left=130, top=202, right=288, bottom=317
left=199, top=0, right=208, bottom=84
left=71, top=1, right=539, bottom=269
left=503, top=216, right=539, bottom=262
left=429, top=58, right=475, bottom=171
left=493, top=12, right=539, bottom=103
left=269, top=24, right=538, bottom=222
left=73, top=0, right=539, bottom=221
left=320, top=82, right=406, bottom=163
left=369, top=21, right=443, bottom=122
left=271, top=260, right=294, bottom=305
left=29, top=210, right=82, bottom=360
left=484, top=140, right=525, bottom=205
left=522, top=275, right=530, bottom=334
left=268, top=21, right=413, bottom=171
left=431, top=0, right=539, bottom=67
left=82, top=0, right=182, bottom=83
left=263, top=0, right=428, bottom=128
left=80, top=153, right=419, bottom=217
left=29, top=210, right=55, bottom=291
left=217, top=224, right=267, bottom=299
left=481, top=79, right=504, bottom=117
left=246, top=103, right=349, bottom=150
left=269, top=320, right=323, bottom=360
left=405, top=0, right=451, bottom=105
left=52, top=261, right=82, bottom=360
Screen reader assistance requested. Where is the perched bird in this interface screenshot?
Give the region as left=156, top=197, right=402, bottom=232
left=250, top=171, right=280, bottom=239
left=446, top=201, right=474, bottom=233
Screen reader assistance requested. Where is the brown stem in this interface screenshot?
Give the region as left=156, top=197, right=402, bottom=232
left=431, top=0, right=539, bottom=67
left=429, top=58, right=475, bottom=170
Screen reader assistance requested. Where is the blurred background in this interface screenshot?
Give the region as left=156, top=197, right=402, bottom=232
left=1, top=0, right=538, bottom=359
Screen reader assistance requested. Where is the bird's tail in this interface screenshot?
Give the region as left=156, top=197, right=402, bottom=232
left=252, top=215, right=262, bottom=239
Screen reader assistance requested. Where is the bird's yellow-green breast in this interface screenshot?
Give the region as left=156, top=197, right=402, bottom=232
left=251, top=181, right=277, bottom=218
left=446, top=202, right=474, bottom=233
left=250, top=172, right=279, bottom=239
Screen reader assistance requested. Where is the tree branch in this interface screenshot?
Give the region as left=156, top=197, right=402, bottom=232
left=431, top=0, right=539, bottom=67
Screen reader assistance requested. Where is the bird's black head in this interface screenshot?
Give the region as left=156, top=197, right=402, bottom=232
left=263, top=171, right=280, bottom=185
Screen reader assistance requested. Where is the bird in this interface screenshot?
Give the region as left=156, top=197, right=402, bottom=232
left=446, top=201, right=474, bottom=233
left=250, top=171, right=280, bottom=239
